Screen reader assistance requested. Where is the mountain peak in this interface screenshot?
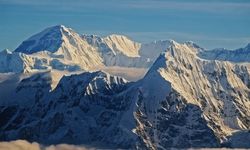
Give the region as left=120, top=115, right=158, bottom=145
left=26, top=24, right=71, bottom=40
left=15, top=25, right=64, bottom=54
left=169, top=39, right=179, bottom=46
left=168, top=40, right=185, bottom=50
left=14, top=25, right=75, bottom=54
left=146, top=41, right=202, bottom=75
left=144, top=52, right=168, bottom=77
left=49, top=25, right=74, bottom=34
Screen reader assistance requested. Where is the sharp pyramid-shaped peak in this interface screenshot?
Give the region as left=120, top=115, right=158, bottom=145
left=35, top=24, right=73, bottom=35
left=45, top=25, right=75, bottom=35
left=14, top=25, right=76, bottom=54
left=145, top=41, right=183, bottom=74
left=145, top=52, right=167, bottom=75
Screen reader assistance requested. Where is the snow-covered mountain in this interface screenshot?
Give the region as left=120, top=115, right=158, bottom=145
left=1, top=39, right=250, bottom=149
left=0, top=49, right=27, bottom=73
left=14, top=25, right=104, bottom=71
left=1, top=25, right=250, bottom=149
left=2, top=25, right=250, bottom=74
left=0, top=25, right=173, bottom=73
left=0, top=49, right=82, bottom=73
left=199, top=43, right=250, bottom=62
left=2, top=24, right=248, bottom=74
left=0, top=71, right=139, bottom=148
left=103, top=34, right=141, bottom=57
left=133, top=41, right=250, bottom=149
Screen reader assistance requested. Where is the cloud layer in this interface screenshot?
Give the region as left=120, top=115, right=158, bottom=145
left=0, top=140, right=94, bottom=150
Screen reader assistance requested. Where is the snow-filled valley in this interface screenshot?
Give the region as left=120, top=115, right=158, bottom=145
left=0, top=25, right=250, bottom=149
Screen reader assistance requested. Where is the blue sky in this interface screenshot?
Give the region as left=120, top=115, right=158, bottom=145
left=0, top=0, right=250, bottom=50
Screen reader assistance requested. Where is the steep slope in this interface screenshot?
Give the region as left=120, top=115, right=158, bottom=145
left=0, top=49, right=82, bottom=73
left=133, top=41, right=250, bottom=149
left=199, top=43, right=250, bottom=62
left=2, top=25, right=250, bottom=74
left=82, top=34, right=171, bottom=68
left=1, top=41, right=250, bottom=149
left=82, top=34, right=142, bottom=67
left=0, top=49, right=26, bottom=72
left=1, top=25, right=171, bottom=73
left=15, top=25, right=104, bottom=70
left=15, top=25, right=64, bottom=54
left=1, top=24, right=183, bottom=74
left=0, top=70, right=70, bottom=106
left=139, top=40, right=172, bottom=64
left=0, top=71, right=139, bottom=148
left=0, top=26, right=106, bottom=73
left=1, top=24, right=250, bottom=149
left=103, top=34, right=141, bottom=57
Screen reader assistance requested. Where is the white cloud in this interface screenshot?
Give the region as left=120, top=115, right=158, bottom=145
left=0, top=140, right=95, bottom=150
left=0, top=140, right=40, bottom=150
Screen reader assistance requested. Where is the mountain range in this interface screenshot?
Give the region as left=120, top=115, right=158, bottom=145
left=0, top=25, right=250, bottom=149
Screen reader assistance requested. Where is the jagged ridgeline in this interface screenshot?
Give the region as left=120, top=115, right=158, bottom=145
left=0, top=25, right=250, bottom=149
left=0, top=25, right=172, bottom=73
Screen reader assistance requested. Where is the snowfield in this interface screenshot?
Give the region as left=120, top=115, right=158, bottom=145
left=0, top=25, right=250, bottom=149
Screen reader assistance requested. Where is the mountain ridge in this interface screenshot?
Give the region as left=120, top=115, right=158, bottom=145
left=0, top=25, right=250, bottom=149
left=1, top=25, right=250, bottom=74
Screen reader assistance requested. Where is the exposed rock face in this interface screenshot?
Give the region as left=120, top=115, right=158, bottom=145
left=3, top=25, right=250, bottom=74
left=1, top=42, right=250, bottom=149
left=1, top=25, right=172, bottom=73
left=0, top=71, right=138, bottom=148
left=133, top=41, right=250, bottom=149
left=0, top=25, right=250, bottom=149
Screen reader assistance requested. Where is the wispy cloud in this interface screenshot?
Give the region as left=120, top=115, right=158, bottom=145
left=0, top=140, right=95, bottom=150
left=1, top=0, right=250, bottom=14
